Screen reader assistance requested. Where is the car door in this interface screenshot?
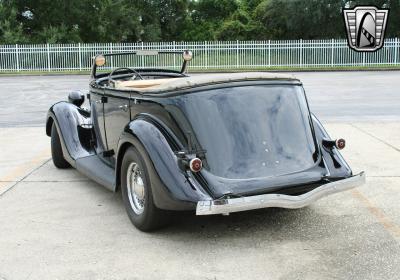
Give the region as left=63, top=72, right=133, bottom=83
left=89, top=84, right=108, bottom=155
left=103, top=89, right=131, bottom=165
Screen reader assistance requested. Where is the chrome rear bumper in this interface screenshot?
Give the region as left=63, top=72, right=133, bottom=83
left=196, top=172, right=365, bottom=215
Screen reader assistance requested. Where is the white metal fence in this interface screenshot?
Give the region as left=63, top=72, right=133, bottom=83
left=0, top=39, right=399, bottom=72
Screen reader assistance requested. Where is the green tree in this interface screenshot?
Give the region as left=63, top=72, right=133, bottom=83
left=140, top=0, right=190, bottom=41
left=216, top=9, right=255, bottom=40
left=181, top=19, right=216, bottom=41
left=0, top=0, right=398, bottom=43
left=10, top=0, right=143, bottom=43
left=253, top=0, right=289, bottom=39
left=183, top=0, right=240, bottom=41
left=253, top=0, right=346, bottom=39
left=194, top=0, right=238, bottom=21
left=387, top=0, right=400, bottom=37
left=0, top=1, right=27, bottom=44
left=93, top=0, right=142, bottom=42
left=217, top=20, right=248, bottom=40
left=36, top=25, right=80, bottom=44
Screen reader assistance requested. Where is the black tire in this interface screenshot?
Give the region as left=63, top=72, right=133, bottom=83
left=121, top=146, right=170, bottom=231
left=51, top=123, right=70, bottom=169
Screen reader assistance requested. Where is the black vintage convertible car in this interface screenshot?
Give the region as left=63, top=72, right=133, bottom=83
left=46, top=50, right=365, bottom=231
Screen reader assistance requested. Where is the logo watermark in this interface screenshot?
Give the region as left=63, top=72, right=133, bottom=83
left=343, top=6, right=389, bottom=52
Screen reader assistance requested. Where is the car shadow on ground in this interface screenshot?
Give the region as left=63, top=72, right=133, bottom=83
left=53, top=166, right=363, bottom=244
left=148, top=204, right=356, bottom=244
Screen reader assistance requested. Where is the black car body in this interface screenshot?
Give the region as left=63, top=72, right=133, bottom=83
left=46, top=51, right=365, bottom=231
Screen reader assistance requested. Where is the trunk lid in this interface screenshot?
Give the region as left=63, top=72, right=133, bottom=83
left=164, top=83, right=326, bottom=197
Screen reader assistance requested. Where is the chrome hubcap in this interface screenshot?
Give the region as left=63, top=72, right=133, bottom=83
left=126, top=162, right=145, bottom=215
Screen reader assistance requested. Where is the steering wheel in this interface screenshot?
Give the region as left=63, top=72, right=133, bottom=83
left=108, top=67, right=144, bottom=86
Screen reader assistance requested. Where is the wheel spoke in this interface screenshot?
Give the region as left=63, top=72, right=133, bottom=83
left=126, top=162, right=146, bottom=215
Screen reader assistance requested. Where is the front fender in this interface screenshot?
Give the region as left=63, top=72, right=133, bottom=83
left=46, top=102, right=93, bottom=166
left=117, top=118, right=211, bottom=211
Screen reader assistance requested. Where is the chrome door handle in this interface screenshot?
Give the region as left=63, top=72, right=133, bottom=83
left=118, top=104, right=129, bottom=112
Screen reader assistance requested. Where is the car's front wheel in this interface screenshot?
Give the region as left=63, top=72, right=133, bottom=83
left=50, top=123, right=70, bottom=169
left=121, top=146, right=170, bottom=231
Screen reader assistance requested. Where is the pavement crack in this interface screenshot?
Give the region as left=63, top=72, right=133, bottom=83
left=22, top=180, right=91, bottom=182
left=368, top=176, right=400, bottom=178
left=350, top=124, right=400, bottom=153
left=351, top=189, right=400, bottom=241
left=0, top=159, right=51, bottom=198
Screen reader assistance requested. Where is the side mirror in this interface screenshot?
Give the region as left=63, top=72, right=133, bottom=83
left=94, top=55, right=106, bottom=67
left=68, top=91, right=85, bottom=107
left=180, top=50, right=193, bottom=73
left=182, top=50, right=193, bottom=61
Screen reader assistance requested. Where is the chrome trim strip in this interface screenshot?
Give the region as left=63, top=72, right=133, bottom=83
left=196, top=172, right=365, bottom=215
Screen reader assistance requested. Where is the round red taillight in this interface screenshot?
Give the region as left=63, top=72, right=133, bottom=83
left=336, top=138, right=346, bottom=150
left=189, top=158, right=202, bottom=172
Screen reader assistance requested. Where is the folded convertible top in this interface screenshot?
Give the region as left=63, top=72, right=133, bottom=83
left=114, top=72, right=299, bottom=93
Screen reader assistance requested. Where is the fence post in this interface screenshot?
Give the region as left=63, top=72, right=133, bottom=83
left=362, top=52, right=366, bottom=66
left=110, top=43, right=114, bottom=68
left=15, top=44, right=20, bottom=72
left=47, top=43, right=51, bottom=71
left=173, top=41, right=176, bottom=68
left=205, top=41, right=208, bottom=69
left=236, top=40, right=239, bottom=68
left=299, top=39, right=303, bottom=67
left=141, top=42, right=144, bottom=69
left=394, top=38, right=398, bottom=65
left=78, top=43, right=82, bottom=71
left=331, top=39, right=334, bottom=67
left=268, top=40, right=271, bottom=67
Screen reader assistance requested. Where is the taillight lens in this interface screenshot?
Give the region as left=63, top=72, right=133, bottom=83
left=336, top=138, right=346, bottom=150
left=189, top=158, right=202, bottom=172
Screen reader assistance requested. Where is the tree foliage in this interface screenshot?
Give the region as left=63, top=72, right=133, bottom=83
left=0, top=0, right=398, bottom=43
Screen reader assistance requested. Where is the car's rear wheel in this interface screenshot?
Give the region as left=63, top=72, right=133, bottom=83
left=121, top=146, right=170, bottom=231
left=51, top=123, right=70, bottom=169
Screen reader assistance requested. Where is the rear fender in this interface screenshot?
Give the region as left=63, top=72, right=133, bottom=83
left=46, top=102, right=94, bottom=167
left=311, top=113, right=352, bottom=177
left=116, top=118, right=211, bottom=210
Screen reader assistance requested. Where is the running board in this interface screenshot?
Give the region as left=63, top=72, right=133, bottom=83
left=76, top=155, right=115, bottom=191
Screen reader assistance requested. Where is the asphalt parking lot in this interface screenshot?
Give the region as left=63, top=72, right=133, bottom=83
left=0, top=72, right=399, bottom=280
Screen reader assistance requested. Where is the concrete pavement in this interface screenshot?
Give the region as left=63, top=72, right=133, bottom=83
left=0, top=122, right=399, bottom=280
left=0, top=71, right=400, bottom=127
left=0, top=72, right=399, bottom=279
